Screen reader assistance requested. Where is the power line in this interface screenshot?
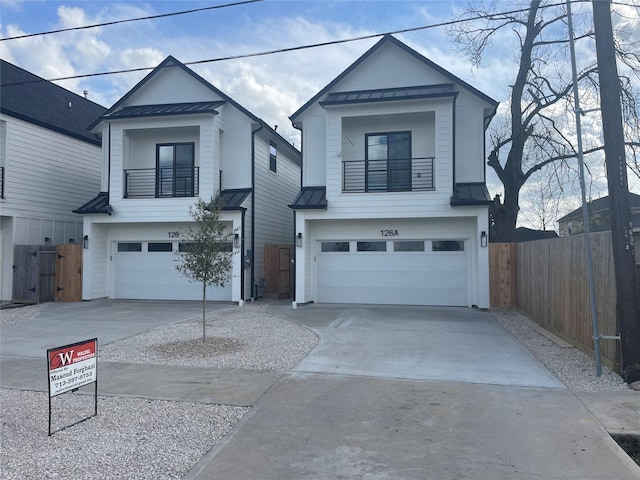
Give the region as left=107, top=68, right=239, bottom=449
left=0, top=0, right=264, bottom=42
left=1, top=0, right=637, bottom=87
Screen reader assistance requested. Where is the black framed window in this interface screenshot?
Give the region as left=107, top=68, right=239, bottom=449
left=148, top=242, right=173, bottom=252
left=117, top=242, right=142, bottom=252
left=394, top=241, right=425, bottom=252
left=156, top=142, right=195, bottom=197
left=269, top=141, right=277, bottom=173
left=366, top=131, right=411, bottom=192
left=432, top=240, right=464, bottom=252
left=321, top=241, right=350, bottom=252
left=357, top=241, right=386, bottom=252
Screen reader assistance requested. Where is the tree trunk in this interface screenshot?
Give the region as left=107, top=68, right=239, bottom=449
left=202, top=282, right=206, bottom=342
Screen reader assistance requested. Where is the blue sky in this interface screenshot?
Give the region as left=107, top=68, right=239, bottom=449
left=2, top=0, right=639, bottom=227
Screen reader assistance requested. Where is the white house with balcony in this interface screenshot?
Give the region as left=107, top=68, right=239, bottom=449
left=289, top=35, right=498, bottom=308
left=75, top=56, right=300, bottom=303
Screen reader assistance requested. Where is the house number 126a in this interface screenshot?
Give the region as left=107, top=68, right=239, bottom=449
left=381, top=229, right=399, bottom=237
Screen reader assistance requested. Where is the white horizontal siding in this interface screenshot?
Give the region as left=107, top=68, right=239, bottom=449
left=253, top=133, right=300, bottom=291
left=1, top=114, right=101, bottom=221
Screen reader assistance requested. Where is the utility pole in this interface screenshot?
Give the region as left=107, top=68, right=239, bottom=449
left=592, top=0, right=640, bottom=383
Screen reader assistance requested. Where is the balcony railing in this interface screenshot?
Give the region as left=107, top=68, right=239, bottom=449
left=124, top=167, right=199, bottom=198
left=342, top=157, right=434, bottom=192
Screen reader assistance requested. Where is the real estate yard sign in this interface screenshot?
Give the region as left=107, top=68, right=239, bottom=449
left=47, top=338, right=98, bottom=435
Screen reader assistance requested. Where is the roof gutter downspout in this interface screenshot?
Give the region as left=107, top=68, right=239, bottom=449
left=107, top=123, right=111, bottom=202
left=251, top=121, right=264, bottom=300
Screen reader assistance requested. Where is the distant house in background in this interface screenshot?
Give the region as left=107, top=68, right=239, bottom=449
left=514, top=227, right=558, bottom=243
left=557, top=193, right=640, bottom=264
left=0, top=60, right=106, bottom=303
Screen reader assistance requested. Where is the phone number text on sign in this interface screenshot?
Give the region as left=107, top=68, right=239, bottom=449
left=48, top=339, right=97, bottom=397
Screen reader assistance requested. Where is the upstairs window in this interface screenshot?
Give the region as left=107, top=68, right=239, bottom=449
left=156, top=143, right=195, bottom=197
left=269, top=141, right=277, bottom=173
left=366, top=131, right=411, bottom=192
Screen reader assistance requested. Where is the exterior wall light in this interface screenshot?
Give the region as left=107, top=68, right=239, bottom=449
left=296, top=232, right=303, bottom=247
left=480, top=231, right=487, bottom=248
left=233, top=233, right=240, bottom=249
left=83, top=235, right=89, bottom=249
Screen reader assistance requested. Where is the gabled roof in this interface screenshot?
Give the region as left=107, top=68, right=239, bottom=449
left=89, top=55, right=300, bottom=161
left=290, top=34, right=498, bottom=123
left=557, top=193, right=640, bottom=222
left=0, top=60, right=106, bottom=145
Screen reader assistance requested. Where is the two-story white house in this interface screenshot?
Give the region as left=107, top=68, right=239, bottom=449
left=0, top=60, right=105, bottom=303
left=289, top=35, right=498, bottom=308
left=75, top=56, right=301, bottom=303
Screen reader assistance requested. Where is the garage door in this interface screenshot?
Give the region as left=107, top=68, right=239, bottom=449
left=316, top=239, right=468, bottom=306
left=113, top=241, right=231, bottom=301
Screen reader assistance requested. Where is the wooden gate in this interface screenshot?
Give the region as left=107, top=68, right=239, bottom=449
left=12, top=245, right=57, bottom=303
left=264, top=244, right=293, bottom=299
left=12, top=244, right=82, bottom=303
left=55, top=244, right=83, bottom=302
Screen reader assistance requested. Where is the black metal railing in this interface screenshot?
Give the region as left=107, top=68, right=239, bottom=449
left=342, top=157, right=434, bottom=192
left=0, top=166, right=4, bottom=199
left=124, top=167, right=199, bottom=198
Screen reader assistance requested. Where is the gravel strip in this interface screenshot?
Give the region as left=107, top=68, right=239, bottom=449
left=490, top=309, right=630, bottom=392
left=0, top=389, right=248, bottom=480
left=100, top=302, right=319, bottom=370
left=0, top=304, right=41, bottom=326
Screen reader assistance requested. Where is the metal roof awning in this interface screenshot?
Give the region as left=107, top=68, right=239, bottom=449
left=73, top=192, right=111, bottom=214
left=103, top=101, right=224, bottom=120
left=450, top=183, right=492, bottom=206
left=221, top=188, right=252, bottom=211
left=319, top=84, right=456, bottom=107
left=289, top=186, right=327, bottom=210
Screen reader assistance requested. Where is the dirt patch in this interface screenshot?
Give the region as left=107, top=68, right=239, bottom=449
left=148, top=337, right=244, bottom=359
left=612, top=434, right=640, bottom=467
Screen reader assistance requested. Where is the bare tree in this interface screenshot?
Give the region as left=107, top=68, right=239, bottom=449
left=449, top=0, right=640, bottom=242
left=176, top=195, right=234, bottom=341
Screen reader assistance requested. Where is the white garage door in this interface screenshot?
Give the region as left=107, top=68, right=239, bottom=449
left=316, top=239, right=468, bottom=306
left=113, top=241, right=231, bottom=301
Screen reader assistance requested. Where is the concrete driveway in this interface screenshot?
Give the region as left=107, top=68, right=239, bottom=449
left=268, top=303, right=563, bottom=388
left=185, top=302, right=640, bottom=480
left=0, top=299, right=227, bottom=358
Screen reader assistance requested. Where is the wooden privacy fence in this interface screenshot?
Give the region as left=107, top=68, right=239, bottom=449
left=489, top=232, right=621, bottom=371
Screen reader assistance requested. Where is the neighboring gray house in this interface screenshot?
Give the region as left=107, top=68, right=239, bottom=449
left=557, top=192, right=640, bottom=264
left=0, top=60, right=106, bottom=303
left=75, top=56, right=301, bottom=303
left=289, top=35, right=498, bottom=308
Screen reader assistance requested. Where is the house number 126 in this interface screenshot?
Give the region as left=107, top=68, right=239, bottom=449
left=381, top=229, right=399, bottom=237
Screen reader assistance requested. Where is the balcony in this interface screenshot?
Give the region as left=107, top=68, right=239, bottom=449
left=342, top=157, right=434, bottom=192
left=124, top=167, right=199, bottom=198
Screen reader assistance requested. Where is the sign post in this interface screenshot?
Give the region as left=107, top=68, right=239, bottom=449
left=47, top=338, right=98, bottom=436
